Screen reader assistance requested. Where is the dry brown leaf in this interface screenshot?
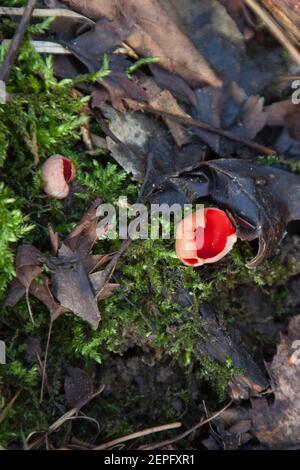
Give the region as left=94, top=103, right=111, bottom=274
left=60, top=0, right=222, bottom=87
left=15, top=245, right=42, bottom=291
left=136, top=77, right=191, bottom=147
left=4, top=200, right=116, bottom=329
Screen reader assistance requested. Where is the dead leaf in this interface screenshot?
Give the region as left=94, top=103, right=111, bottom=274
left=29, top=274, right=67, bottom=321
left=230, top=94, right=267, bottom=140
left=99, top=104, right=206, bottom=182
left=147, top=159, right=300, bottom=267
left=89, top=270, right=120, bottom=299
left=64, top=367, right=94, bottom=408
left=250, top=314, right=300, bottom=449
left=4, top=278, right=26, bottom=308
left=25, top=337, right=42, bottom=362
left=4, top=274, right=66, bottom=321
left=4, top=200, right=115, bottom=329
left=138, top=77, right=191, bottom=147
left=15, top=245, right=42, bottom=291
left=264, top=99, right=295, bottom=126
left=60, top=0, right=222, bottom=87
left=65, top=198, right=101, bottom=256
left=45, top=250, right=101, bottom=330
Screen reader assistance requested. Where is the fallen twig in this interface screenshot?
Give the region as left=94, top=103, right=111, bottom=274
left=138, top=400, right=233, bottom=450
left=2, top=39, right=71, bottom=55
left=40, top=319, right=53, bottom=403
left=27, top=385, right=105, bottom=449
left=126, top=100, right=276, bottom=155
left=276, top=75, right=300, bottom=82
left=0, top=390, right=22, bottom=424
left=93, top=421, right=182, bottom=450
left=0, top=7, right=94, bottom=24
left=244, top=0, right=300, bottom=64
left=0, top=0, right=38, bottom=83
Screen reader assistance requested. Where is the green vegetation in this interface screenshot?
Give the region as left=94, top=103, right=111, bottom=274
left=0, top=18, right=298, bottom=449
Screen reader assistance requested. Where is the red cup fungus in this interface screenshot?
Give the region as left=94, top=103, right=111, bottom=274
left=41, top=154, right=76, bottom=199
left=175, top=207, right=237, bottom=267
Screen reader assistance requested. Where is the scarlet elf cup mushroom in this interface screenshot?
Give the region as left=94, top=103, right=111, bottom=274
left=175, top=208, right=237, bottom=267
left=41, top=154, right=76, bottom=199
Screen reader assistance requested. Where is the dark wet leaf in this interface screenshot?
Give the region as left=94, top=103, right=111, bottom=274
left=197, top=303, right=269, bottom=399
left=63, top=18, right=131, bottom=71
left=99, top=72, right=148, bottom=113
left=64, top=367, right=94, bottom=408
left=25, top=337, right=42, bottom=363
left=64, top=198, right=101, bottom=257
left=250, top=314, right=300, bottom=449
left=4, top=273, right=66, bottom=320
left=45, top=247, right=101, bottom=330
left=89, top=271, right=119, bottom=299
left=29, top=274, right=67, bottom=321
left=15, top=245, right=42, bottom=291
left=148, top=159, right=300, bottom=267
left=149, top=65, right=197, bottom=107
left=4, top=278, right=26, bottom=308
left=99, top=104, right=206, bottom=182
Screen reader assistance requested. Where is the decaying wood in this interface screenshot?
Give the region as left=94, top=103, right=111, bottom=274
left=245, top=0, right=300, bottom=64
left=196, top=303, right=269, bottom=400
left=262, top=0, right=300, bottom=43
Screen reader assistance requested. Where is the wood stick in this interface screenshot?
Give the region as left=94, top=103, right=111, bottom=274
left=244, top=0, right=300, bottom=64
left=126, top=100, right=276, bottom=155
left=2, top=39, right=71, bottom=55
left=0, top=7, right=93, bottom=24
left=139, top=400, right=233, bottom=450
left=0, top=0, right=38, bottom=83
left=93, top=421, right=182, bottom=450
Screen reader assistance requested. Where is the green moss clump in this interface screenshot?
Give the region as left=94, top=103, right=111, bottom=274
left=0, top=183, right=33, bottom=296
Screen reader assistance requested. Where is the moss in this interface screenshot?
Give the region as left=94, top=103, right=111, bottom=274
left=197, top=357, right=240, bottom=403
left=0, top=183, right=33, bottom=297
left=0, top=17, right=298, bottom=448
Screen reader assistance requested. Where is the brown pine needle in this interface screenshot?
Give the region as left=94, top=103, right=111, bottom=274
left=93, top=421, right=182, bottom=450
left=0, top=389, right=22, bottom=424
left=139, top=400, right=233, bottom=450
left=40, top=319, right=53, bottom=403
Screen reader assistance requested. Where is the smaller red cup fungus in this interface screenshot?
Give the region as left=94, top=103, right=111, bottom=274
left=41, top=154, right=76, bottom=199
left=175, top=207, right=237, bottom=267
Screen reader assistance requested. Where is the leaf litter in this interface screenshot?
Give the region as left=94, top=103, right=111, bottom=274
left=5, top=200, right=117, bottom=329
left=2, top=0, right=300, bottom=451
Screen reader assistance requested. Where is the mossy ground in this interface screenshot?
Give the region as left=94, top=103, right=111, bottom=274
left=0, top=17, right=299, bottom=448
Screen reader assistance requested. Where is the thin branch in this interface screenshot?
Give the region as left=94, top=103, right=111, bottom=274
left=138, top=400, right=233, bottom=450
left=0, top=7, right=94, bottom=24
left=2, top=39, right=71, bottom=55
left=244, top=0, right=300, bottom=65
left=276, top=75, right=300, bottom=82
left=93, top=421, right=182, bottom=450
left=125, top=99, right=276, bottom=155
left=40, top=319, right=53, bottom=403
left=0, top=0, right=38, bottom=83
left=0, top=390, right=22, bottom=424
